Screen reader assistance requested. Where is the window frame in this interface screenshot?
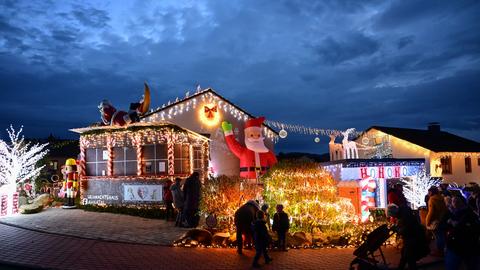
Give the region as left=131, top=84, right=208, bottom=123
left=465, top=156, right=472, bottom=173
left=440, top=156, right=452, bottom=175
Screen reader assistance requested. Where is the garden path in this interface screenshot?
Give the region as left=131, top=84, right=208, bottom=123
left=0, top=207, right=188, bottom=245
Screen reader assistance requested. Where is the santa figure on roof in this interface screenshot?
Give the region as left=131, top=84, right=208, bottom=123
left=222, top=117, right=277, bottom=179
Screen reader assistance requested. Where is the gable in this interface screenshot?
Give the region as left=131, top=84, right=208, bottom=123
left=142, top=88, right=278, bottom=137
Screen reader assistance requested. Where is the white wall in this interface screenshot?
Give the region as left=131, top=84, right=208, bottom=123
left=440, top=155, right=480, bottom=185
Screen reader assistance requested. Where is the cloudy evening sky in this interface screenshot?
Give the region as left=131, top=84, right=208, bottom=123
left=1, top=0, right=479, bottom=153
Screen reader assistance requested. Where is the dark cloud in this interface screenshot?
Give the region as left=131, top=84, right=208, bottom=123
left=72, top=6, right=110, bottom=28
left=397, top=35, right=414, bottom=49
left=311, top=32, right=380, bottom=65
left=0, top=0, right=479, bottom=154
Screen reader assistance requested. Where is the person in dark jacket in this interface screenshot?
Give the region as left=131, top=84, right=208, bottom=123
left=183, top=172, right=201, bottom=227
left=252, top=210, right=273, bottom=268
left=170, top=177, right=184, bottom=227
left=234, top=200, right=260, bottom=254
left=163, top=179, right=174, bottom=221
left=445, top=195, right=480, bottom=270
left=272, top=204, right=289, bottom=251
left=388, top=204, right=430, bottom=270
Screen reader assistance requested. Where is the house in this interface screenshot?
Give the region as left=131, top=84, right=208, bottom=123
left=70, top=123, right=209, bottom=206
left=141, top=88, right=278, bottom=177
left=355, top=123, right=480, bottom=185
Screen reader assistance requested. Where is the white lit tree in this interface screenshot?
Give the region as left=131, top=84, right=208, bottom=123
left=401, top=170, right=441, bottom=209
left=0, top=126, right=49, bottom=195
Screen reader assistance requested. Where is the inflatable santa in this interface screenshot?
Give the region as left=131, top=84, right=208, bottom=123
left=98, top=83, right=151, bottom=126
left=222, top=117, right=277, bottom=179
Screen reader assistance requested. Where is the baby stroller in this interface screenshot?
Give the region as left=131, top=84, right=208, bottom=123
left=350, top=224, right=394, bottom=270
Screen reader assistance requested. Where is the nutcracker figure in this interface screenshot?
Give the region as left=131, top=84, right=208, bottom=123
left=62, top=158, right=78, bottom=209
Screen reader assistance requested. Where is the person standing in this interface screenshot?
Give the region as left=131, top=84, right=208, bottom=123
left=388, top=204, right=430, bottom=270
left=170, top=178, right=184, bottom=227
left=252, top=210, right=273, bottom=268
left=426, top=186, right=448, bottom=256
left=272, top=204, right=289, bottom=251
left=445, top=195, right=480, bottom=270
left=183, top=172, right=201, bottom=227
left=163, top=179, right=174, bottom=221
left=261, top=204, right=271, bottom=230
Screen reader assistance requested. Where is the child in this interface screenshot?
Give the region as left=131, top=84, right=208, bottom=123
left=252, top=210, right=273, bottom=268
left=272, top=204, right=289, bottom=251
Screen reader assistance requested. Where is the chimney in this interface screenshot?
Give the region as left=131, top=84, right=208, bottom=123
left=428, top=122, right=440, bottom=132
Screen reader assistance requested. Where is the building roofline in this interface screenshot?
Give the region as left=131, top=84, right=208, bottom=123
left=69, top=122, right=210, bottom=141
left=142, top=88, right=278, bottom=135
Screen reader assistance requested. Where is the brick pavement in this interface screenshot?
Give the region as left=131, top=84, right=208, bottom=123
left=0, top=208, right=188, bottom=245
left=0, top=223, right=444, bottom=270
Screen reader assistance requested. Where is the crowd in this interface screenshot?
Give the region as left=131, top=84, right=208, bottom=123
left=387, top=183, right=480, bottom=270
left=163, top=172, right=201, bottom=228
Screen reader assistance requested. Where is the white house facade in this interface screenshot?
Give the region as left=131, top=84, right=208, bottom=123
left=355, top=124, right=480, bottom=185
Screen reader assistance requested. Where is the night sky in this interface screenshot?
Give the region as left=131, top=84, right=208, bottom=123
left=1, top=0, right=479, bottom=154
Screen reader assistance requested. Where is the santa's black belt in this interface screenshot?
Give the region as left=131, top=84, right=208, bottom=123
left=239, top=167, right=269, bottom=172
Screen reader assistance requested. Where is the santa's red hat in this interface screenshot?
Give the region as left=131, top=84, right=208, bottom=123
left=245, top=117, right=265, bottom=129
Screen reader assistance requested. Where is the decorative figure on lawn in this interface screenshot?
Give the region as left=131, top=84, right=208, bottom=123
left=221, top=117, right=277, bottom=179
left=98, top=83, right=151, bottom=126
left=62, top=158, right=78, bottom=209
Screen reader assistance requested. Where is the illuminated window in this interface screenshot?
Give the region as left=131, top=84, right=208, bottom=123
left=174, top=144, right=190, bottom=174
left=465, top=157, right=472, bottom=173
left=50, top=160, right=58, bottom=170
left=440, top=156, right=452, bottom=174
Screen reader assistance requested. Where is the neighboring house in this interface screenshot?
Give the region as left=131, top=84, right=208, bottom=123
left=355, top=123, right=480, bottom=185
left=43, top=137, right=80, bottom=182
left=141, top=88, right=278, bottom=177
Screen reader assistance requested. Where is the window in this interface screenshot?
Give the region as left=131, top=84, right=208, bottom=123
left=142, top=144, right=168, bottom=176
left=112, top=147, right=137, bottom=176
left=478, top=157, right=480, bottom=166
left=85, top=148, right=107, bottom=176
left=192, top=146, right=203, bottom=172
left=49, top=160, right=58, bottom=170
left=440, top=156, right=452, bottom=174
left=465, top=157, right=472, bottom=173
left=174, top=144, right=190, bottom=174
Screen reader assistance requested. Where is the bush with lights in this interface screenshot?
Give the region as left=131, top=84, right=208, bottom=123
left=262, top=159, right=357, bottom=233
left=200, top=175, right=259, bottom=231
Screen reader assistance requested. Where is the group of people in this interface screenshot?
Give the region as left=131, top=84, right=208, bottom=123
left=163, top=172, right=201, bottom=228
left=387, top=183, right=480, bottom=270
left=234, top=200, right=290, bottom=268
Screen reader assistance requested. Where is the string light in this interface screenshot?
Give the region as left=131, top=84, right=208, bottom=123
left=141, top=88, right=278, bottom=140
left=263, top=160, right=357, bottom=232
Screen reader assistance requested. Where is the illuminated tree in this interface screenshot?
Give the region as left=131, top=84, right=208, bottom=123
left=401, top=170, right=440, bottom=209
left=200, top=175, right=259, bottom=230
left=262, top=159, right=356, bottom=232
left=0, top=126, right=49, bottom=195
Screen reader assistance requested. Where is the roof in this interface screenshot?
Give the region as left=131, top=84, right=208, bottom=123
left=142, top=88, right=278, bottom=135
left=69, top=122, right=209, bottom=141
left=365, top=126, right=480, bottom=153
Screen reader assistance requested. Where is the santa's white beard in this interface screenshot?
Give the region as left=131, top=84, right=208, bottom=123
left=245, top=137, right=269, bottom=153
